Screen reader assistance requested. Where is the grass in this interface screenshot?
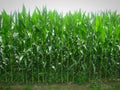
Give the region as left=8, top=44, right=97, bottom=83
left=0, top=6, right=120, bottom=84
left=0, top=82, right=120, bottom=90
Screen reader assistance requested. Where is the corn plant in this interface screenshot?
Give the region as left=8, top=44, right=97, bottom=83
left=0, top=6, right=120, bottom=84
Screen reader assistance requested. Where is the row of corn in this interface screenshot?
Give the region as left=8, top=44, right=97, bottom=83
left=0, top=7, right=120, bottom=84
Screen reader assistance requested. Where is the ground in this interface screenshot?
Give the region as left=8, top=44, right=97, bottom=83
left=0, top=81, right=120, bottom=90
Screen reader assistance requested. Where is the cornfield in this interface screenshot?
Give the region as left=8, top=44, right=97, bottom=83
left=0, top=6, right=120, bottom=84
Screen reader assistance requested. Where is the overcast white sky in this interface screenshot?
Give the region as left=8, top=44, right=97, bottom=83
left=0, top=0, right=120, bottom=14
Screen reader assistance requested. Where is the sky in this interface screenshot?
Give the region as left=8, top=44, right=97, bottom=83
left=0, top=0, right=120, bottom=14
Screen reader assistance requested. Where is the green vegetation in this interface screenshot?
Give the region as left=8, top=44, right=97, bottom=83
left=0, top=6, right=120, bottom=84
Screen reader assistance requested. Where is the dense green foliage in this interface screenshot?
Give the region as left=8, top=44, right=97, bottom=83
left=0, top=7, right=120, bottom=84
